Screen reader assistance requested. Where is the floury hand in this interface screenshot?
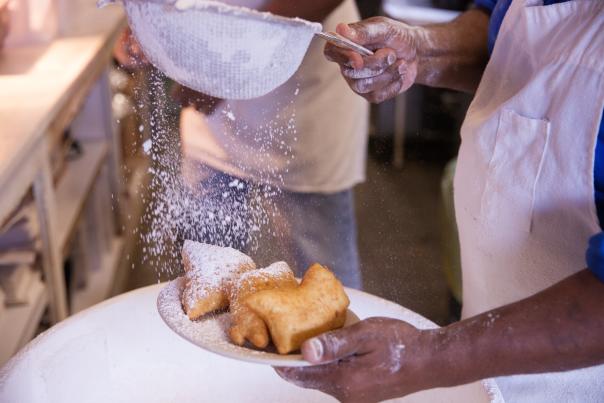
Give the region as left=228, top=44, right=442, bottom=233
left=275, top=317, right=436, bottom=403
left=324, top=10, right=492, bottom=99
left=324, top=17, right=421, bottom=104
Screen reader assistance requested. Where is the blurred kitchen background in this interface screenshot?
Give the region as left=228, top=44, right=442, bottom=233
left=0, top=0, right=474, bottom=366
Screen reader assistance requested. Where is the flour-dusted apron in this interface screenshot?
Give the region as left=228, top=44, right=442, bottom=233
left=454, top=0, right=604, bottom=401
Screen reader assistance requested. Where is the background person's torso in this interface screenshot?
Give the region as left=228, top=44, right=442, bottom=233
left=180, top=0, right=369, bottom=193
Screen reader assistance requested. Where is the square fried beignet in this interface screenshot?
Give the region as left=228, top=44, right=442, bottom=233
left=228, top=262, right=298, bottom=348
left=181, top=241, right=256, bottom=320
left=244, top=263, right=349, bottom=355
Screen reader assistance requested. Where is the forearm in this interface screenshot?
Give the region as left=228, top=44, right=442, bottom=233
left=415, top=8, right=490, bottom=92
left=428, top=270, right=604, bottom=387
left=263, top=0, right=345, bottom=22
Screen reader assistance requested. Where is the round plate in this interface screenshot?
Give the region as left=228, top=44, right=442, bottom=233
left=157, top=278, right=360, bottom=367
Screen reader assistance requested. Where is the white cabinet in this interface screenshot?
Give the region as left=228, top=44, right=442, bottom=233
left=0, top=0, right=133, bottom=366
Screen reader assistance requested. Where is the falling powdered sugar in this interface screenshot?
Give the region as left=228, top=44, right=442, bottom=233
left=223, top=109, right=236, bottom=122
left=135, top=69, right=299, bottom=281
left=142, top=139, right=153, bottom=155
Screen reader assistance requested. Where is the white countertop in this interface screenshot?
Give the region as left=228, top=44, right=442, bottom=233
left=0, top=283, right=503, bottom=403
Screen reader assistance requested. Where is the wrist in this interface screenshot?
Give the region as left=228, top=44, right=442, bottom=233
left=421, top=326, right=478, bottom=388
left=391, top=327, right=457, bottom=392
left=411, top=27, right=443, bottom=88
left=410, top=9, right=490, bottom=92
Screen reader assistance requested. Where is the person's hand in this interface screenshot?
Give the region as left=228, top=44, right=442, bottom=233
left=113, top=27, right=149, bottom=71
left=324, top=17, right=424, bottom=104
left=275, top=317, right=439, bottom=403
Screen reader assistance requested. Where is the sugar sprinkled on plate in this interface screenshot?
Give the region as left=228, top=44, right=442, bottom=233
left=157, top=278, right=359, bottom=367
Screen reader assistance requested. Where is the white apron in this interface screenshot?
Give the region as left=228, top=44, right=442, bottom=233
left=454, top=0, right=604, bottom=401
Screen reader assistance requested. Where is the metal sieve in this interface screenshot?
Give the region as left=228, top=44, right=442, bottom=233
left=99, top=0, right=325, bottom=99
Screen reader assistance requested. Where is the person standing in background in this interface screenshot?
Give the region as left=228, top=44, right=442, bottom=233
left=277, top=1, right=604, bottom=402
left=116, top=0, right=369, bottom=289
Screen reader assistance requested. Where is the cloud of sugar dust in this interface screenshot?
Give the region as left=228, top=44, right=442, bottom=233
left=136, top=70, right=297, bottom=279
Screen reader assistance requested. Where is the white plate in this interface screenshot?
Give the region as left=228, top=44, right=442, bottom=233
left=157, top=277, right=360, bottom=367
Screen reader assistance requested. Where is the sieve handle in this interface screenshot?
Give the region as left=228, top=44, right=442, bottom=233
left=315, top=32, right=373, bottom=57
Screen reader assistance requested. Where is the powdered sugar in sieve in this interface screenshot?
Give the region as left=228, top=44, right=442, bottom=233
left=99, top=0, right=322, bottom=99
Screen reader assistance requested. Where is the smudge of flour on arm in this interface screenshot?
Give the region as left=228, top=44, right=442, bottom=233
left=388, top=343, right=406, bottom=374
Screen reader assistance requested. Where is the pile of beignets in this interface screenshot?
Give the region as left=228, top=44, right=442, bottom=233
left=180, top=240, right=350, bottom=355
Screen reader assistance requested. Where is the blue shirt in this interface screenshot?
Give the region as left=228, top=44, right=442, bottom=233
left=475, top=0, right=604, bottom=280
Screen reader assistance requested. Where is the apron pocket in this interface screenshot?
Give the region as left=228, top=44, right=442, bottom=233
left=480, top=109, right=551, bottom=233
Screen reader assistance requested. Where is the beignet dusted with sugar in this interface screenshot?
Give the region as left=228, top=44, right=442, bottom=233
left=181, top=241, right=256, bottom=320
left=244, top=263, right=350, bottom=355
left=228, top=262, right=298, bottom=348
